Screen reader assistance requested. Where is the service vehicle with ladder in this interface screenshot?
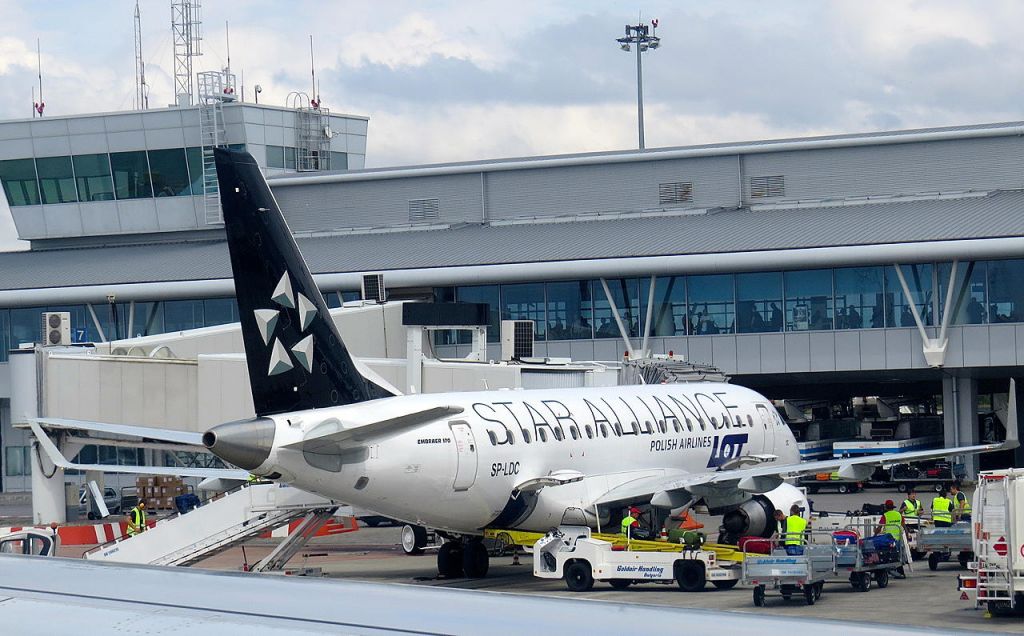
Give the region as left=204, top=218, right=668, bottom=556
left=959, top=468, right=1024, bottom=616
left=531, top=524, right=742, bottom=592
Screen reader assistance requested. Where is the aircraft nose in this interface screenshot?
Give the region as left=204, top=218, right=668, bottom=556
left=202, top=418, right=276, bottom=471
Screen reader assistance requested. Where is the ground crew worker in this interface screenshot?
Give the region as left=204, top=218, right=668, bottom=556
left=773, top=509, right=786, bottom=536
left=950, top=483, right=972, bottom=521
left=621, top=506, right=642, bottom=541
left=932, top=488, right=953, bottom=527
left=899, top=489, right=922, bottom=520
left=783, top=504, right=808, bottom=555
left=126, top=500, right=147, bottom=537
left=874, top=500, right=907, bottom=578
left=247, top=473, right=260, bottom=484
left=874, top=500, right=904, bottom=541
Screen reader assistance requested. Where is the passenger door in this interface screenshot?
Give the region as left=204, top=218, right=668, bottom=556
left=449, top=421, right=478, bottom=491
left=755, top=403, right=776, bottom=455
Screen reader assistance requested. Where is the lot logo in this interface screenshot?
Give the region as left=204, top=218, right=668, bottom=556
left=706, top=433, right=749, bottom=468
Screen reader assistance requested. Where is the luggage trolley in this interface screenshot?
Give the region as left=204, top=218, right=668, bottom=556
left=831, top=526, right=909, bottom=591
left=741, top=534, right=838, bottom=606
left=917, top=522, right=973, bottom=571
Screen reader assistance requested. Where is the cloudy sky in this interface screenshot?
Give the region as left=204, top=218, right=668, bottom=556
left=1, top=0, right=1023, bottom=250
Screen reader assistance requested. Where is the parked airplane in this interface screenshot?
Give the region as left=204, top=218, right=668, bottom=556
left=28, top=148, right=1018, bottom=580
left=194, top=148, right=1018, bottom=578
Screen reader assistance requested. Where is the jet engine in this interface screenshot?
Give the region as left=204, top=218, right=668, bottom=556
left=717, top=483, right=808, bottom=545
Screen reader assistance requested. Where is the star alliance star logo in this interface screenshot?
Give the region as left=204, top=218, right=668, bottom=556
left=254, top=272, right=317, bottom=377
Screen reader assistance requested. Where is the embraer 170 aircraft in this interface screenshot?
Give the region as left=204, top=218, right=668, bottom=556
left=194, top=148, right=1017, bottom=579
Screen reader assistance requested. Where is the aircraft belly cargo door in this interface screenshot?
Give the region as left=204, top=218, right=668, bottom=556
left=449, top=421, right=478, bottom=491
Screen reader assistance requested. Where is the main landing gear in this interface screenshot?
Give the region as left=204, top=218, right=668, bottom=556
left=438, top=538, right=490, bottom=579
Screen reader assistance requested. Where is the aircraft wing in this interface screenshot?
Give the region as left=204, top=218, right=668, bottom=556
left=0, top=555, right=953, bottom=635
left=597, top=380, right=1019, bottom=507
left=28, top=421, right=249, bottom=480
left=282, top=406, right=464, bottom=454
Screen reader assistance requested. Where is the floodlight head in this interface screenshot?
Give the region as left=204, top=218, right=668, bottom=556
left=254, top=84, right=263, bottom=94
left=620, top=43, right=631, bottom=51
left=649, top=39, right=660, bottom=50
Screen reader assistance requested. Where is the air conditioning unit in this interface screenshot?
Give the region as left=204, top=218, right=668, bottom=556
left=501, top=320, right=534, bottom=361
left=42, top=312, right=71, bottom=346
left=361, top=273, right=386, bottom=303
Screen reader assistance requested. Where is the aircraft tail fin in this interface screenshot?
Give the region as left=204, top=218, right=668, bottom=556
left=215, top=148, right=395, bottom=416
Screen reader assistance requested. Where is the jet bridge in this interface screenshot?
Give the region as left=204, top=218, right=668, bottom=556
left=84, top=482, right=341, bottom=569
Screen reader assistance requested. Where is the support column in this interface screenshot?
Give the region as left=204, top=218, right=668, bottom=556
left=405, top=326, right=424, bottom=394
left=30, top=441, right=65, bottom=524
left=957, top=376, right=979, bottom=480
left=942, top=375, right=957, bottom=461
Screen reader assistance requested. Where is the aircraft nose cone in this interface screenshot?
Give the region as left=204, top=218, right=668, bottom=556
left=202, top=418, right=276, bottom=471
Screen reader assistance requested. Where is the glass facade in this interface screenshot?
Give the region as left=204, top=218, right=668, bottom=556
left=834, top=266, right=884, bottom=329
left=185, top=147, right=204, bottom=195
left=0, top=158, right=40, bottom=206
left=148, top=148, right=191, bottom=197
left=2, top=259, right=1024, bottom=365
left=688, top=274, right=734, bottom=335
left=72, top=154, right=115, bottom=201
left=110, top=151, right=153, bottom=200
left=736, top=272, right=782, bottom=333
left=36, top=156, right=77, bottom=204
left=785, top=269, right=833, bottom=331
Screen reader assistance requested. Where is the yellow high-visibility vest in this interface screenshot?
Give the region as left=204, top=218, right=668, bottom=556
left=954, top=491, right=972, bottom=515
left=882, top=510, right=903, bottom=541
left=932, top=496, right=952, bottom=524
left=127, top=506, right=147, bottom=536
left=902, top=499, right=921, bottom=518
left=784, top=515, right=807, bottom=545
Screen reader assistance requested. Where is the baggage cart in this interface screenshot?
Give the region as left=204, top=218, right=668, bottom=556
left=832, top=527, right=909, bottom=591
left=741, top=535, right=837, bottom=606
left=917, top=522, right=973, bottom=571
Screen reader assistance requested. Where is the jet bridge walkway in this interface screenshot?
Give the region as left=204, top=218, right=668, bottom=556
left=84, top=482, right=340, bottom=569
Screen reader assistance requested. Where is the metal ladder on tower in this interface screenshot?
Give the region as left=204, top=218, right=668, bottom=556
left=199, top=97, right=224, bottom=224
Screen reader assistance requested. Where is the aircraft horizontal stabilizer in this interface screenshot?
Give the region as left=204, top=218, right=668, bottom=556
left=28, top=421, right=249, bottom=479
left=29, top=417, right=204, bottom=446
left=284, top=406, right=464, bottom=455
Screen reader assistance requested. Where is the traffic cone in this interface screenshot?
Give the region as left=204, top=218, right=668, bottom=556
left=660, top=526, right=668, bottom=541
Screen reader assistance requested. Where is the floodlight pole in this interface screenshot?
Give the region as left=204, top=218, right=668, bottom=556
left=617, top=22, right=660, bottom=151
left=635, top=36, right=645, bottom=150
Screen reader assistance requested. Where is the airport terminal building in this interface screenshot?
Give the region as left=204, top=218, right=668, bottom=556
left=2, top=115, right=1024, bottom=490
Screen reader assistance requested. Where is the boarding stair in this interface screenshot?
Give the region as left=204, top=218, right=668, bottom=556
left=85, top=483, right=338, bottom=568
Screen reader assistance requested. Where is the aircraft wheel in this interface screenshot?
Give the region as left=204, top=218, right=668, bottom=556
left=401, top=525, right=428, bottom=556
left=437, top=542, right=464, bottom=578
left=874, top=570, right=889, bottom=588
left=928, top=552, right=940, bottom=571
left=609, top=579, right=632, bottom=589
left=564, top=561, right=594, bottom=592
left=712, top=579, right=739, bottom=590
left=753, top=585, right=766, bottom=607
left=675, top=561, right=706, bottom=592
left=462, top=540, right=489, bottom=578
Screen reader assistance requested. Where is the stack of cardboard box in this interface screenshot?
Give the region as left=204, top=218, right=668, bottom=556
left=135, top=475, right=186, bottom=510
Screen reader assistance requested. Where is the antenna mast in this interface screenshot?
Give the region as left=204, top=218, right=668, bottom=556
left=171, top=0, right=203, bottom=106
left=34, top=39, right=44, bottom=117
left=134, top=1, right=148, bottom=110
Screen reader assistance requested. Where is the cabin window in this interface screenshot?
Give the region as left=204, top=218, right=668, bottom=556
left=711, top=416, right=719, bottom=429
left=486, top=430, right=498, bottom=445
left=553, top=427, right=564, bottom=441
left=613, top=422, right=623, bottom=436
left=735, top=415, right=743, bottom=428
left=600, top=424, right=609, bottom=438
left=538, top=429, right=548, bottom=443
left=747, top=414, right=754, bottom=427
left=672, top=420, right=681, bottom=433
left=569, top=426, right=579, bottom=440
left=522, top=429, right=532, bottom=443
left=584, top=425, right=594, bottom=439
left=657, top=420, right=666, bottom=434
left=697, top=418, right=706, bottom=431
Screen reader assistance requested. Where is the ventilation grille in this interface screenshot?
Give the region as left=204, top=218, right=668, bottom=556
left=500, top=320, right=534, bottom=361
left=361, top=273, right=386, bottom=303
left=408, top=198, right=440, bottom=222
left=658, top=181, right=694, bottom=205
left=750, top=175, right=785, bottom=199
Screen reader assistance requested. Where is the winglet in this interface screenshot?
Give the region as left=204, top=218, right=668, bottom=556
left=1006, top=378, right=1019, bottom=449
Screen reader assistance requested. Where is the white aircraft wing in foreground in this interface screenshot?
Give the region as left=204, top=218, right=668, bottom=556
left=0, top=554, right=970, bottom=636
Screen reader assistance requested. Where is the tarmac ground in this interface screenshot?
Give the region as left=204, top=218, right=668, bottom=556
left=89, top=487, right=1020, bottom=634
